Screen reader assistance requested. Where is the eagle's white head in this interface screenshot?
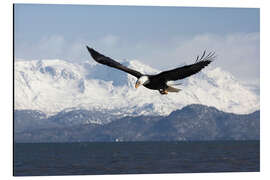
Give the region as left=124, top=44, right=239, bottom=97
left=135, top=76, right=149, bottom=88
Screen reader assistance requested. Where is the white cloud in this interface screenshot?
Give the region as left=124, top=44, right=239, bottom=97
left=38, top=35, right=65, bottom=55
left=138, top=32, right=259, bottom=83
left=175, top=33, right=260, bottom=82
left=99, top=34, right=119, bottom=47
left=15, top=35, right=91, bottom=62
left=15, top=32, right=259, bottom=84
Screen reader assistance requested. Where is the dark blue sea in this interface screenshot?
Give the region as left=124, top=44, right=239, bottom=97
left=14, top=141, right=259, bottom=176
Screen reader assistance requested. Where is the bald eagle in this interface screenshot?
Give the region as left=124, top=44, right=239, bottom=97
left=86, top=46, right=215, bottom=94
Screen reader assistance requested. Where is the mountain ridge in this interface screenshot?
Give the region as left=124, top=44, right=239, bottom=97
left=14, top=104, right=260, bottom=142
left=15, top=58, right=259, bottom=116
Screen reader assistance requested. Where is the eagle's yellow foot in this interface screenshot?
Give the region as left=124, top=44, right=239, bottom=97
left=159, top=89, right=168, bottom=95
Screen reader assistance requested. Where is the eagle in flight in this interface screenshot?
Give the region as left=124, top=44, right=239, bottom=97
left=86, top=46, right=215, bottom=95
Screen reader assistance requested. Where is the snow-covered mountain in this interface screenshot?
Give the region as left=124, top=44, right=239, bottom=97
left=15, top=58, right=259, bottom=116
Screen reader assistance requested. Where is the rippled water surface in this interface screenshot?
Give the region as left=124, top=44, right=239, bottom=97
left=14, top=141, right=259, bottom=176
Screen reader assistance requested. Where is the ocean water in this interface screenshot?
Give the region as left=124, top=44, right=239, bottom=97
left=14, top=141, right=259, bottom=176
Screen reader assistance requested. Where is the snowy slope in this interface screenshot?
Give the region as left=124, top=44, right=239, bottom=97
left=14, top=58, right=259, bottom=116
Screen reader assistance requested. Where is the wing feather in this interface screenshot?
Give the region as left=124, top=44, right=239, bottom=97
left=86, top=46, right=142, bottom=78
left=155, top=51, right=215, bottom=81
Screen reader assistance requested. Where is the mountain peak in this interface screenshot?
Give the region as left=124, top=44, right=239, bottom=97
left=124, top=59, right=159, bottom=75
left=15, top=58, right=259, bottom=116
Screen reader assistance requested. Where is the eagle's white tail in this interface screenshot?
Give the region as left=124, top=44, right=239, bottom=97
left=166, top=86, right=181, bottom=92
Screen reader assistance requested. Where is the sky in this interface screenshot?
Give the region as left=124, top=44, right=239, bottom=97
left=14, top=4, right=260, bottom=84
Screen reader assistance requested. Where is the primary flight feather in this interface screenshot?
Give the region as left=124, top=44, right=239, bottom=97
left=86, top=46, right=215, bottom=94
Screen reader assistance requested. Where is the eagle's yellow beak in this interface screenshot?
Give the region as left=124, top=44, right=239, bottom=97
left=135, top=82, right=140, bottom=88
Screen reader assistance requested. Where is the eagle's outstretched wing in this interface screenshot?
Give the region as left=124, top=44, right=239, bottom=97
left=86, top=46, right=143, bottom=78
left=154, top=50, right=215, bottom=81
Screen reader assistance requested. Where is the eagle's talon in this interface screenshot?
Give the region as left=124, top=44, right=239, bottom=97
left=159, top=89, right=168, bottom=95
